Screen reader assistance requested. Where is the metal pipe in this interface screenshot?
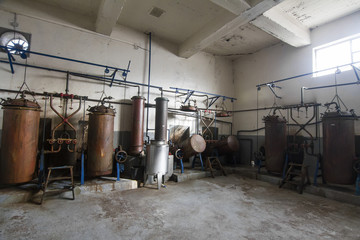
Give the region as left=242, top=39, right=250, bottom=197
left=38, top=97, right=47, bottom=187
left=146, top=32, right=152, bottom=143
left=0, top=60, right=161, bottom=90
left=256, top=60, right=360, bottom=88
left=305, top=81, right=360, bottom=90
left=169, top=87, right=236, bottom=101
left=0, top=45, right=130, bottom=73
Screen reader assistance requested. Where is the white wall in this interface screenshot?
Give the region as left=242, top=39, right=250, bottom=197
left=0, top=4, right=234, bottom=141
left=233, top=11, right=360, bottom=136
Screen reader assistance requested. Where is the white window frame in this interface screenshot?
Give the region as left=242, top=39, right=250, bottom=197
left=313, top=33, right=360, bottom=77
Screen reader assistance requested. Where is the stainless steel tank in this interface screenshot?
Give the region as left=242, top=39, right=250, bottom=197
left=146, top=140, right=169, bottom=175
left=0, top=98, right=40, bottom=184
left=128, top=96, right=145, bottom=156
left=322, top=111, right=357, bottom=184
left=145, top=97, right=169, bottom=189
left=264, top=115, right=287, bottom=173
left=87, top=104, right=115, bottom=177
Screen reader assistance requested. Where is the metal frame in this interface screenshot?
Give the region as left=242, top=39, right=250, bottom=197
left=170, top=87, right=236, bottom=108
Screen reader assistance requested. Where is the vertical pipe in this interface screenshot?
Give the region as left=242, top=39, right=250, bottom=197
left=81, top=99, right=85, bottom=185
left=38, top=97, right=47, bottom=187
left=145, top=32, right=152, bottom=142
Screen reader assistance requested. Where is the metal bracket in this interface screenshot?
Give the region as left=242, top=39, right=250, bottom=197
left=183, top=90, right=195, bottom=104
left=208, top=96, right=220, bottom=108
left=352, top=64, right=360, bottom=82
left=267, top=83, right=282, bottom=99
left=109, top=69, right=118, bottom=87
left=6, top=51, right=14, bottom=74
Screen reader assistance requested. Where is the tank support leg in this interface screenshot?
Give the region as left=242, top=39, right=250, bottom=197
left=80, top=151, right=85, bottom=185
left=356, top=174, right=360, bottom=196
left=117, top=162, right=120, bottom=181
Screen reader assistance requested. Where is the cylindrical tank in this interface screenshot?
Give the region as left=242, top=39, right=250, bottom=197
left=146, top=140, right=169, bottom=175
left=0, top=98, right=40, bottom=184
left=322, top=111, right=357, bottom=184
left=204, top=136, right=240, bottom=156
left=128, top=96, right=145, bottom=156
left=181, top=134, right=206, bottom=159
left=264, top=115, right=287, bottom=173
left=146, top=97, right=169, bottom=178
left=216, top=136, right=240, bottom=155
left=87, top=105, right=115, bottom=177
left=154, top=97, right=168, bottom=141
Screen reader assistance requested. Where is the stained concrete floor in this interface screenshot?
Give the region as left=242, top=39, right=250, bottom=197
left=1, top=175, right=360, bottom=240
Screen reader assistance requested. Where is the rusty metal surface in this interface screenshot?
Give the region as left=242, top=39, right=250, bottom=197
left=155, top=97, right=168, bottom=141
left=204, top=136, right=240, bottom=156
left=1, top=98, right=40, bottom=109
left=87, top=104, right=115, bottom=115
left=322, top=112, right=357, bottom=184
left=128, top=96, right=145, bottom=156
left=180, top=134, right=206, bottom=159
left=0, top=106, right=40, bottom=184
left=264, top=115, right=287, bottom=173
left=87, top=112, right=114, bottom=177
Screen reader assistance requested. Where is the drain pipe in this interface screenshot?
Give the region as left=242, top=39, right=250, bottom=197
left=145, top=32, right=152, bottom=143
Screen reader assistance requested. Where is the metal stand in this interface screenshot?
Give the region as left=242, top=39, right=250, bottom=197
left=174, top=156, right=184, bottom=173
left=191, top=153, right=204, bottom=171
left=356, top=174, right=360, bottom=196
left=40, top=166, right=75, bottom=205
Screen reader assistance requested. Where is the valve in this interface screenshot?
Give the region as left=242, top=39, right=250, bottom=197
left=59, top=93, right=63, bottom=108
left=114, top=145, right=127, bottom=163
left=65, top=139, right=71, bottom=145
left=57, top=139, right=64, bottom=144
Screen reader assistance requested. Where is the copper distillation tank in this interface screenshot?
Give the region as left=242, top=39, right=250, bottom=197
left=128, top=96, right=145, bottom=156
left=322, top=109, right=357, bottom=184
left=263, top=115, right=287, bottom=174
left=0, top=97, right=41, bottom=184
left=87, top=101, right=115, bottom=177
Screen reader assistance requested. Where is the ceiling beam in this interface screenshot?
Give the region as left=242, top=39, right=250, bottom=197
left=209, top=0, right=250, bottom=15
left=95, top=0, right=126, bottom=36
left=251, top=7, right=311, bottom=47
left=178, top=0, right=285, bottom=58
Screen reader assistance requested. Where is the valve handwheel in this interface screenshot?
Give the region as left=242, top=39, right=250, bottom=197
left=115, top=150, right=127, bottom=163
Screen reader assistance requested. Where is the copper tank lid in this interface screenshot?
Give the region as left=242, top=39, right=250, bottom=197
left=1, top=98, right=40, bottom=109
left=87, top=104, right=115, bottom=115
left=322, top=110, right=357, bottom=119
left=263, top=115, right=286, bottom=123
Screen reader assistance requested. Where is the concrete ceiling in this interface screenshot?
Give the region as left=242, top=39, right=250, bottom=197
left=5, top=0, right=360, bottom=58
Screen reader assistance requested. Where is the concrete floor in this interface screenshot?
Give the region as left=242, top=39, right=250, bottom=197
left=0, top=175, right=359, bottom=240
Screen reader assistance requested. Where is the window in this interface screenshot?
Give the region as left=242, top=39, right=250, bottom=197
left=313, top=33, right=360, bottom=77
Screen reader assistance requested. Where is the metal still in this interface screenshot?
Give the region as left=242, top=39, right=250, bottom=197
left=322, top=111, right=357, bottom=184
left=128, top=96, right=145, bottom=156
left=0, top=98, right=41, bottom=184
left=87, top=104, right=115, bottom=177
left=146, top=97, right=169, bottom=189
left=264, top=115, right=287, bottom=173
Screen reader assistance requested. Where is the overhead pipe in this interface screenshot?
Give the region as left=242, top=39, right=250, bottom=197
left=256, top=61, right=360, bottom=88
left=0, top=45, right=130, bottom=74
left=0, top=60, right=160, bottom=92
